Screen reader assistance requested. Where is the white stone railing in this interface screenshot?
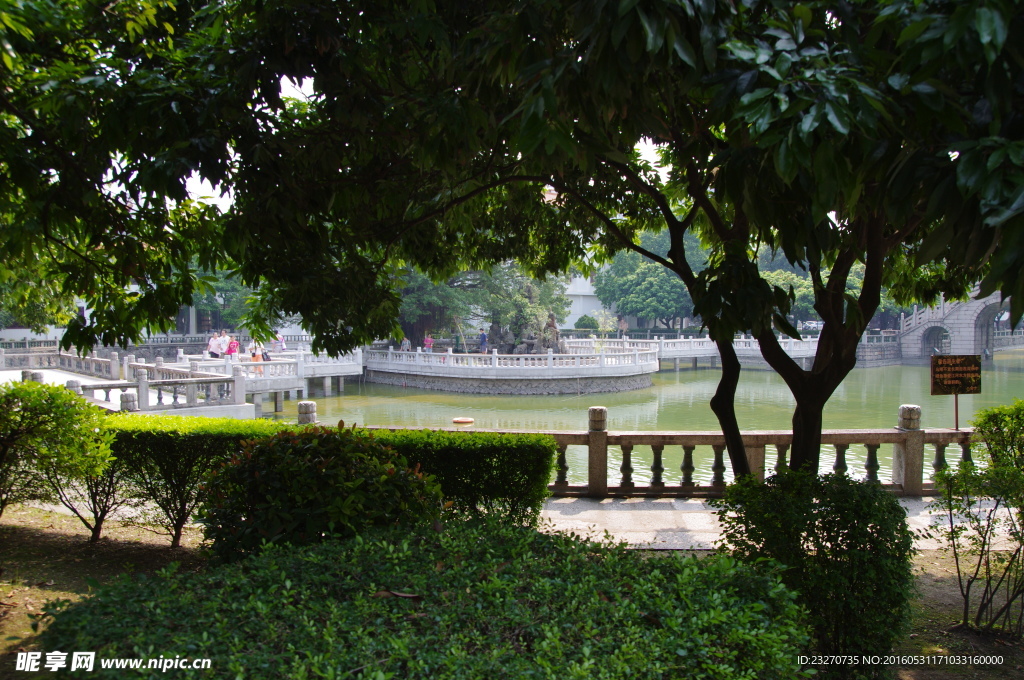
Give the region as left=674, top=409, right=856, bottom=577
left=364, top=347, right=659, bottom=378
left=564, top=335, right=820, bottom=359
left=176, top=348, right=361, bottom=378
left=69, top=367, right=245, bottom=410
left=348, top=404, right=971, bottom=498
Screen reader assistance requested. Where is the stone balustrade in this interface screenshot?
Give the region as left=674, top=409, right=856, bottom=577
left=364, top=347, right=659, bottom=378
left=77, top=367, right=245, bottom=410
left=342, top=402, right=971, bottom=498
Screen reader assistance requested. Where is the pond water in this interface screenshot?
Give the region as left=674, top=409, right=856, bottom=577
left=270, top=350, right=1024, bottom=486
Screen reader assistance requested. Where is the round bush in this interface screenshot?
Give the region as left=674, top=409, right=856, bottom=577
left=574, top=314, right=599, bottom=329
left=715, top=472, right=916, bottom=679
left=39, top=520, right=811, bottom=679
left=197, top=424, right=443, bottom=562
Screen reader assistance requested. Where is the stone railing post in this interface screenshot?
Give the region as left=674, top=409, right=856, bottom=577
left=176, top=348, right=185, bottom=363
left=189, top=361, right=200, bottom=376
left=587, top=406, right=608, bottom=497
left=297, top=401, right=317, bottom=425
left=232, top=365, right=245, bottom=404
left=492, top=348, right=498, bottom=367
left=0, top=348, right=4, bottom=369
left=120, top=391, right=139, bottom=412
left=65, top=379, right=82, bottom=395
left=892, top=404, right=924, bottom=496
left=295, top=351, right=305, bottom=378
left=746, top=444, right=766, bottom=482
left=29, top=371, right=44, bottom=383
left=21, top=370, right=32, bottom=382
left=109, top=352, right=120, bottom=379
left=123, top=354, right=135, bottom=379
left=547, top=348, right=553, bottom=368
left=136, top=369, right=150, bottom=410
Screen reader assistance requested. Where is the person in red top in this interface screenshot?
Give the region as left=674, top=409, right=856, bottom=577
left=424, top=334, right=434, bottom=353
left=225, top=335, right=240, bottom=360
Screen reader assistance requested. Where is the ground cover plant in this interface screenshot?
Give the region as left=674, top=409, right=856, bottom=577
left=36, top=518, right=810, bottom=679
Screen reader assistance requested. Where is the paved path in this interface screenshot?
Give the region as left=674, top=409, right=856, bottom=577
left=541, top=496, right=951, bottom=550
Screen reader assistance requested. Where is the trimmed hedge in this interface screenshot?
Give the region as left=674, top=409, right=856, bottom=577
left=103, top=415, right=290, bottom=546
left=93, top=417, right=555, bottom=545
left=364, top=428, right=556, bottom=524
left=198, top=425, right=444, bottom=562
left=39, top=520, right=811, bottom=679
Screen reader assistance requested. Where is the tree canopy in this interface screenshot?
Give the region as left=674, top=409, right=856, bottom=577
left=2, top=0, right=1021, bottom=473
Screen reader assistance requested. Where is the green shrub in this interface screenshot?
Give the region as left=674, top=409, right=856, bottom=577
left=105, top=415, right=290, bottom=546
left=714, top=472, right=916, bottom=679
left=934, top=399, right=1024, bottom=636
left=367, top=428, right=555, bottom=524
left=198, top=424, right=443, bottom=562
left=39, top=519, right=811, bottom=679
left=574, top=314, right=599, bottom=329
left=0, top=381, right=112, bottom=519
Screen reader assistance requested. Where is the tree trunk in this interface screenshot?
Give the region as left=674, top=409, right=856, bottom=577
left=710, top=340, right=751, bottom=477
left=789, top=396, right=826, bottom=473
left=89, top=517, right=105, bottom=543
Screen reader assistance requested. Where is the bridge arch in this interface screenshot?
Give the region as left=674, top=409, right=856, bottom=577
left=971, top=300, right=1010, bottom=358
left=921, top=325, right=951, bottom=356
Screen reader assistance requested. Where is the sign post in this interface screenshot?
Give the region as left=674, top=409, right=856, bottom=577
left=930, top=355, right=982, bottom=430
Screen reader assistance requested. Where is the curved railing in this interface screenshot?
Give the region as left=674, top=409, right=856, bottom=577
left=564, top=335, right=820, bottom=359
left=364, top=348, right=659, bottom=378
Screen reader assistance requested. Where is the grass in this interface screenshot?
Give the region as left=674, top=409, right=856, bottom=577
left=1, top=505, right=1023, bottom=679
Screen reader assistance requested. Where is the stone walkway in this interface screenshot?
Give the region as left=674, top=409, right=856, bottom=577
left=541, top=496, right=952, bottom=550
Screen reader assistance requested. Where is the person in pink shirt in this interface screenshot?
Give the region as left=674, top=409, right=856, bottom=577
left=424, top=334, right=434, bottom=353
left=225, top=335, right=240, bottom=360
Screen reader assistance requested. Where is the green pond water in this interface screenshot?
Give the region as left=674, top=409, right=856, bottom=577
left=270, top=349, right=1024, bottom=486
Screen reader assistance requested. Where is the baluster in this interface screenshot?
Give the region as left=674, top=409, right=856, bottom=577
left=775, top=444, right=790, bottom=473
left=156, top=386, right=165, bottom=405
left=650, top=445, right=665, bottom=488
left=104, top=388, right=112, bottom=402
left=680, top=446, right=695, bottom=487
left=554, top=444, right=569, bottom=486
left=933, top=443, right=948, bottom=475
left=960, top=441, right=973, bottom=464
left=833, top=444, right=849, bottom=475
left=620, top=444, right=634, bottom=488
left=172, top=385, right=181, bottom=405
left=711, top=445, right=726, bottom=487
left=864, top=444, right=881, bottom=482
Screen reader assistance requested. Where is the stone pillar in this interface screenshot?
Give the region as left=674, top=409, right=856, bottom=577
left=274, top=391, right=284, bottom=412
left=123, top=354, right=136, bottom=379
left=0, top=348, right=5, bottom=369
left=136, top=369, right=150, bottom=410
left=65, top=380, right=82, bottom=395
left=587, top=406, right=608, bottom=497
left=120, top=391, right=139, bottom=412
left=323, top=375, right=332, bottom=396
left=746, top=445, right=766, bottom=482
left=21, top=370, right=32, bottom=382
left=176, top=348, right=186, bottom=363
left=29, top=371, right=44, bottom=383
left=892, top=404, right=924, bottom=496
left=232, top=365, right=245, bottom=404
left=297, top=401, right=317, bottom=425
left=109, top=352, right=120, bottom=379
left=189, top=361, right=199, bottom=376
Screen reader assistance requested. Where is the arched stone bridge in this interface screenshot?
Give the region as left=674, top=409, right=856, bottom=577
left=898, top=289, right=1024, bottom=361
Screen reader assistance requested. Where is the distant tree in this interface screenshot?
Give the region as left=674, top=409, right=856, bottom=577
left=191, top=270, right=253, bottom=331
left=574, top=314, right=599, bottom=330
left=594, top=231, right=702, bottom=328
left=397, top=269, right=470, bottom=347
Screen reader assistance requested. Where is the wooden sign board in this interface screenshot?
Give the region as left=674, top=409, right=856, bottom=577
left=930, top=355, right=982, bottom=395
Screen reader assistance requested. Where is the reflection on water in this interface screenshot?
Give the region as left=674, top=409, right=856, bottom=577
left=270, top=350, right=1024, bottom=485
